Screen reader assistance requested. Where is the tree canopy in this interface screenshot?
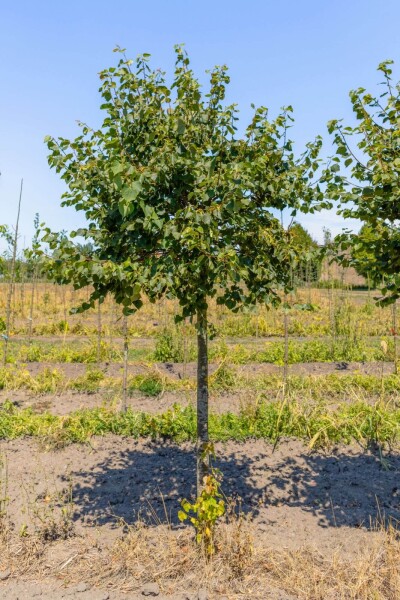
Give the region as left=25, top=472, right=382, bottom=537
left=43, top=46, right=328, bottom=318
left=327, top=60, right=400, bottom=303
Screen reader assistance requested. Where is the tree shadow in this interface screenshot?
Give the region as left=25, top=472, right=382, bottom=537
left=66, top=441, right=400, bottom=531
left=66, top=442, right=260, bottom=527
left=265, top=446, right=400, bottom=529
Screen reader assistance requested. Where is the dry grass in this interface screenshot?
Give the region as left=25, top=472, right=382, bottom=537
left=0, top=281, right=393, bottom=339
left=1, top=511, right=400, bottom=599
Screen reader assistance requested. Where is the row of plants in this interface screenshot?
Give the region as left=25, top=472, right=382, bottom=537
left=0, top=398, right=398, bottom=448
left=0, top=287, right=396, bottom=339
left=1, top=364, right=400, bottom=397
left=154, top=333, right=398, bottom=364
left=2, top=335, right=398, bottom=365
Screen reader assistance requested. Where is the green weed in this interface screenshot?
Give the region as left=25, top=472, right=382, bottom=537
left=0, top=398, right=399, bottom=448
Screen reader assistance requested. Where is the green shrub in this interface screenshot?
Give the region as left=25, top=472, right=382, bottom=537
left=153, top=328, right=195, bottom=363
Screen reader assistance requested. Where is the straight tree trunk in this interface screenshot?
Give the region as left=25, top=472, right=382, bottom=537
left=393, top=301, right=398, bottom=375
left=109, top=300, right=115, bottom=348
left=196, top=307, right=210, bottom=495
left=28, top=268, right=37, bottom=344
left=97, top=301, right=102, bottom=364
left=62, top=285, right=68, bottom=342
left=3, top=179, right=23, bottom=366
left=182, top=320, right=187, bottom=380
left=283, top=300, right=289, bottom=394
left=328, top=277, right=335, bottom=359
left=121, top=314, right=129, bottom=413
left=20, top=273, right=25, bottom=320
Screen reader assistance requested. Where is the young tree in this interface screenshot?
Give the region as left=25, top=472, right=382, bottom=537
left=3, top=179, right=23, bottom=365
left=348, top=224, right=383, bottom=282
left=24, top=214, right=44, bottom=343
left=290, top=222, right=321, bottom=284
left=327, top=60, right=400, bottom=305
left=43, top=47, right=327, bottom=493
left=0, top=225, right=12, bottom=278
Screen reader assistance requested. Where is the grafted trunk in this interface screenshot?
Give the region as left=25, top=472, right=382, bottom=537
left=196, top=306, right=210, bottom=495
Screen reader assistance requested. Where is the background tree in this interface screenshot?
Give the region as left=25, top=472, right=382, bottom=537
left=290, top=222, right=321, bottom=284
left=349, top=224, right=385, bottom=283
left=327, top=59, right=400, bottom=305
left=0, top=225, right=13, bottom=280
left=43, top=46, right=327, bottom=493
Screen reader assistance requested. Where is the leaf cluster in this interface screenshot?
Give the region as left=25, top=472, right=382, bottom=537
left=43, top=46, right=328, bottom=317
left=327, top=60, right=400, bottom=302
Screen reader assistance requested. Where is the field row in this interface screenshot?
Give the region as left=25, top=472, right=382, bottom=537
left=1, top=335, right=400, bottom=364
left=0, top=284, right=398, bottom=338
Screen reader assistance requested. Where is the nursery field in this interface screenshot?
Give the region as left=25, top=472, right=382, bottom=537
left=1, top=282, right=400, bottom=599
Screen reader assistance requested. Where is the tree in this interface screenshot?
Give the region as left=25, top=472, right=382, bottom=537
left=327, top=60, right=400, bottom=305
left=290, top=222, right=321, bottom=284
left=43, top=46, right=327, bottom=493
left=348, top=224, right=382, bottom=283
left=0, top=225, right=12, bottom=279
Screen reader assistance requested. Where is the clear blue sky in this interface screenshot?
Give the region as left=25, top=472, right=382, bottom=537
left=1, top=0, right=400, bottom=249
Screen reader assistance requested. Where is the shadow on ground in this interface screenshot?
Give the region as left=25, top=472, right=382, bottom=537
left=66, top=440, right=400, bottom=530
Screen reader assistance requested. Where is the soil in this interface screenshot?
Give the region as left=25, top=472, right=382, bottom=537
left=1, top=341, right=399, bottom=598
left=5, top=359, right=397, bottom=380
left=0, top=360, right=397, bottom=416
left=0, top=436, right=399, bottom=598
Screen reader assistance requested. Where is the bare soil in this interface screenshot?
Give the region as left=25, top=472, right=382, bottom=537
left=0, top=436, right=399, bottom=598
left=7, top=359, right=397, bottom=380
left=0, top=360, right=397, bottom=416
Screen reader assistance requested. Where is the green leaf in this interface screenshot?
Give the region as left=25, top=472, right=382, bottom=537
left=111, top=161, right=125, bottom=175
left=122, top=181, right=142, bottom=202
left=177, top=118, right=185, bottom=135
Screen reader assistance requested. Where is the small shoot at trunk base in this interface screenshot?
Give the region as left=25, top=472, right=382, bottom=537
left=178, top=443, right=225, bottom=558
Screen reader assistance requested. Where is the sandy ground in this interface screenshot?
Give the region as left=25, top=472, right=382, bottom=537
left=161, top=359, right=396, bottom=380
left=0, top=352, right=399, bottom=598
left=4, top=359, right=397, bottom=381
left=3, top=437, right=398, bottom=548
left=0, top=437, right=399, bottom=598
left=0, top=359, right=398, bottom=416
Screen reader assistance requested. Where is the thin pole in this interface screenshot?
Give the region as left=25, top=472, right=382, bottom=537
left=97, top=300, right=102, bottom=364
left=121, top=314, right=128, bottom=413
left=393, top=301, right=398, bottom=375
left=3, top=179, right=23, bottom=366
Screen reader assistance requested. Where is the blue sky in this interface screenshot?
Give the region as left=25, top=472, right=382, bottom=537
left=1, top=0, right=400, bottom=249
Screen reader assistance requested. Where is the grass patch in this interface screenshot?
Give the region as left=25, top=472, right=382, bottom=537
left=210, top=338, right=395, bottom=364
left=1, top=335, right=398, bottom=366
left=1, top=341, right=123, bottom=364
left=2, top=365, right=400, bottom=398
left=0, top=398, right=399, bottom=448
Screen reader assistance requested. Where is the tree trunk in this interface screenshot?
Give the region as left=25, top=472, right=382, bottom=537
left=28, top=268, right=37, bottom=344
left=3, top=179, right=23, bottom=366
left=97, top=301, right=102, bottom=365
left=393, top=301, right=398, bottom=375
left=283, top=299, right=289, bottom=395
left=196, top=307, right=210, bottom=495
left=121, top=314, right=128, bottom=413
